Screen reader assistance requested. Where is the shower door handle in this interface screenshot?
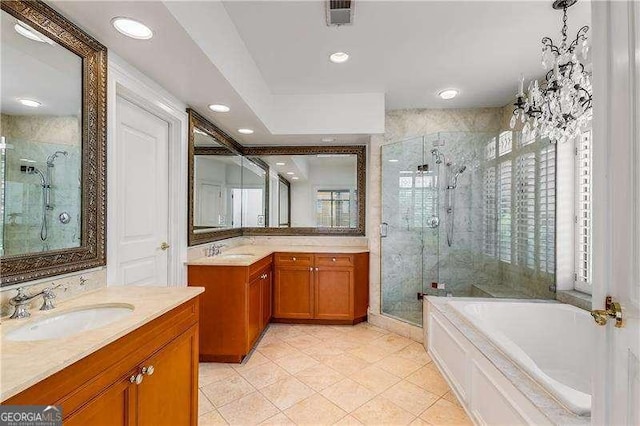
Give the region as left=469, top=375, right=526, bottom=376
left=380, top=222, right=388, bottom=238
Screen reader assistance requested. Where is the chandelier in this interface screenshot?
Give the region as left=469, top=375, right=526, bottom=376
left=511, top=0, right=592, bottom=144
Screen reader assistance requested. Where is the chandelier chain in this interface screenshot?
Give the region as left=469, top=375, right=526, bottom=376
left=561, top=6, right=569, bottom=48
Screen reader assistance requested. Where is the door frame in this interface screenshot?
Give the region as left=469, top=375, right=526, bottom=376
left=107, top=54, right=188, bottom=287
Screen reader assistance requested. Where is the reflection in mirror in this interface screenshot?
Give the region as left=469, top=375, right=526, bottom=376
left=241, top=158, right=267, bottom=227
left=260, top=155, right=357, bottom=229
left=0, top=10, right=82, bottom=256
left=193, top=128, right=242, bottom=233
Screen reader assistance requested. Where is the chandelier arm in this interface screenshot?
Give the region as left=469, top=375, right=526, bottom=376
left=542, top=37, right=560, bottom=54
left=568, top=26, right=590, bottom=52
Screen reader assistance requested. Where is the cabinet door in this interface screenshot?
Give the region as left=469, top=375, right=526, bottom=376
left=248, top=276, right=262, bottom=347
left=273, top=266, right=314, bottom=319
left=137, top=327, right=198, bottom=426
left=314, top=267, right=354, bottom=320
left=262, top=270, right=272, bottom=329
left=64, top=376, right=135, bottom=426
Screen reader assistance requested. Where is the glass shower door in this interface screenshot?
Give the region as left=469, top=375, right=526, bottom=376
left=380, top=136, right=440, bottom=326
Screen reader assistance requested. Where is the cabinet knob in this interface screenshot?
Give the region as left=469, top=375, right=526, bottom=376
left=309, top=267, right=313, bottom=272
left=130, top=373, right=144, bottom=385
left=292, top=257, right=297, bottom=261
left=142, top=365, right=154, bottom=376
left=315, top=267, right=319, bottom=272
left=332, top=257, right=336, bottom=262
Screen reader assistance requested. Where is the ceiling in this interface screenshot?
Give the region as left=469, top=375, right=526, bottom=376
left=223, top=0, right=591, bottom=110
left=46, top=1, right=590, bottom=144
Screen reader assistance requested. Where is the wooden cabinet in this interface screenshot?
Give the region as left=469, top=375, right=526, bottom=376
left=5, top=298, right=200, bottom=426
left=188, top=255, right=273, bottom=363
left=273, top=252, right=369, bottom=324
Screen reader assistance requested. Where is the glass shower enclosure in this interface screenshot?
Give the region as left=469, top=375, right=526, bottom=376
left=381, top=131, right=556, bottom=326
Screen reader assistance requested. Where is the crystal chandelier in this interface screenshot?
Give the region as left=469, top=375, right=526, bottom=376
left=511, top=0, right=592, bottom=144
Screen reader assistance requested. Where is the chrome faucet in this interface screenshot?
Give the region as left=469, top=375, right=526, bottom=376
left=9, top=284, right=61, bottom=319
left=205, top=243, right=225, bottom=257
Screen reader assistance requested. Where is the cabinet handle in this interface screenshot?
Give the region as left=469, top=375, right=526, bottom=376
left=142, top=365, right=154, bottom=376
left=130, top=373, right=143, bottom=385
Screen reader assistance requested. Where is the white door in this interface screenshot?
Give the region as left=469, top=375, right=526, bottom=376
left=114, top=97, right=169, bottom=286
left=592, top=1, right=640, bottom=424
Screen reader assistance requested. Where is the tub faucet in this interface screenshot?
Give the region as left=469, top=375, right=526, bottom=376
left=9, top=284, right=61, bottom=319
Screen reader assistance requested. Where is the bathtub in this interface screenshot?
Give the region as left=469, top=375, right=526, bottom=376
left=425, top=298, right=592, bottom=425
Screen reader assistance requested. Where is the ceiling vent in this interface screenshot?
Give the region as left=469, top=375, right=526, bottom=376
left=326, top=1, right=354, bottom=26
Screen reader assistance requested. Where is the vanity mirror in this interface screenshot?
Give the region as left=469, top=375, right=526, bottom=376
left=0, top=1, right=107, bottom=285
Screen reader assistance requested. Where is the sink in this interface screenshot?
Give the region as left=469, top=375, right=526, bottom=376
left=217, top=253, right=255, bottom=259
left=5, top=304, right=134, bottom=342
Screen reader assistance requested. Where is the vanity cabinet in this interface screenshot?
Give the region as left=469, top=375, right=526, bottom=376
left=4, top=298, right=200, bottom=426
left=188, top=255, right=273, bottom=363
left=273, top=252, right=369, bottom=324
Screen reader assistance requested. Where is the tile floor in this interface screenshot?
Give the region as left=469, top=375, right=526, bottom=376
left=198, top=322, right=472, bottom=425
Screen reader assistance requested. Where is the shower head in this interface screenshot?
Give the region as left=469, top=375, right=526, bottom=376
left=449, top=165, right=467, bottom=189
left=456, top=165, right=467, bottom=176
left=46, top=150, right=67, bottom=166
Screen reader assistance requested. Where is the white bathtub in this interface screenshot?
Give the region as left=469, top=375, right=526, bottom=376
left=447, top=300, right=593, bottom=416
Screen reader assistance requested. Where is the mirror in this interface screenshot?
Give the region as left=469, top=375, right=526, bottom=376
left=259, top=155, right=358, bottom=229
left=241, top=158, right=268, bottom=227
left=0, top=2, right=107, bottom=285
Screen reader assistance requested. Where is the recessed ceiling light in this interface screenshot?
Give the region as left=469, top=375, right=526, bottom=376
left=18, top=98, right=41, bottom=108
left=329, top=52, right=349, bottom=64
left=208, top=104, right=230, bottom=113
left=111, top=17, right=153, bottom=40
left=286, top=172, right=295, bottom=175
left=292, top=177, right=299, bottom=180
left=388, top=159, right=399, bottom=163
left=438, top=89, right=459, bottom=100
left=276, top=162, right=286, bottom=166
left=14, top=22, right=53, bottom=44
left=238, top=128, right=254, bottom=135
left=321, top=137, right=336, bottom=143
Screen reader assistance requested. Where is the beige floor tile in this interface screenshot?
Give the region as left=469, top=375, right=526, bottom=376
left=198, top=409, right=228, bottom=425
left=303, top=326, right=348, bottom=341
left=294, top=363, right=345, bottom=391
left=350, top=365, right=401, bottom=394
left=333, top=414, right=363, bottom=425
left=442, top=391, right=463, bottom=408
left=218, top=392, right=280, bottom=425
left=232, top=351, right=271, bottom=371
left=409, top=418, right=431, bottom=425
left=374, top=334, right=414, bottom=353
left=302, top=342, right=345, bottom=358
left=201, top=374, right=256, bottom=408
left=281, top=333, right=323, bottom=350
left=351, top=395, right=416, bottom=425
left=374, top=355, right=424, bottom=378
left=260, top=412, right=296, bottom=425
left=419, top=399, right=472, bottom=425
left=284, top=394, right=348, bottom=425
left=382, top=381, right=440, bottom=416
left=395, top=343, right=432, bottom=366
left=347, top=343, right=396, bottom=363
left=239, top=362, right=292, bottom=389
left=259, top=376, right=315, bottom=410
left=321, top=378, right=376, bottom=413
left=257, top=333, right=285, bottom=347
left=274, top=353, right=319, bottom=374
left=347, top=327, right=386, bottom=343
left=268, top=324, right=309, bottom=340
left=406, top=365, right=450, bottom=396
left=258, top=341, right=301, bottom=360
left=199, top=389, right=215, bottom=416
left=326, top=337, right=366, bottom=351
left=318, top=353, right=371, bottom=377
left=199, top=363, right=237, bottom=387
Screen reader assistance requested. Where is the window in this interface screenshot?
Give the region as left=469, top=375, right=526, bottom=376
left=575, top=130, right=592, bottom=293
left=316, top=190, right=352, bottom=228
left=482, top=131, right=556, bottom=275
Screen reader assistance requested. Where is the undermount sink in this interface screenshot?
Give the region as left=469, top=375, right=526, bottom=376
left=5, top=304, right=134, bottom=342
left=217, top=253, right=255, bottom=259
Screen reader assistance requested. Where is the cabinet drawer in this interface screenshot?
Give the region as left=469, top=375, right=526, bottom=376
left=274, top=253, right=313, bottom=267
left=315, top=254, right=354, bottom=267
left=249, top=255, right=273, bottom=281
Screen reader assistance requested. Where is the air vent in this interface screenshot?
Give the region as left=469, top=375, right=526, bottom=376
left=326, top=0, right=354, bottom=26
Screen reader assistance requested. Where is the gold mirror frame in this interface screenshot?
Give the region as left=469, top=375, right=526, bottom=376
left=1, top=1, right=107, bottom=285
left=188, top=109, right=366, bottom=245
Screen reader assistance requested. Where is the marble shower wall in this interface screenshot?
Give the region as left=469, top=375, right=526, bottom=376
left=1, top=114, right=81, bottom=256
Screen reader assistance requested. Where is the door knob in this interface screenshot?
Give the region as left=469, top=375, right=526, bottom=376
left=160, top=242, right=170, bottom=251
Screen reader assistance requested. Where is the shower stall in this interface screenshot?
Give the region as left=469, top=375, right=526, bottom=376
left=380, top=131, right=557, bottom=326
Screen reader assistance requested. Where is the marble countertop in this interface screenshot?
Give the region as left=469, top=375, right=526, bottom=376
left=186, top=244, right=369, bottom=267
left=0, top=286, right=204, bottom=402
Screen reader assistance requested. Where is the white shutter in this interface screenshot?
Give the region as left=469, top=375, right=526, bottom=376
left=575, top=130, right=592, bottom=291
left=515, top=153, right=536, bottom=268
left=483, top=167, right=497, bottom=257
left=539, top=144, right=556, bottom=275
left=498, top=161, right=513, bottom=263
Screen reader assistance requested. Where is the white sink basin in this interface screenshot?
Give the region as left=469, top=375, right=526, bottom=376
left=218, top=253, right=255, bottom=259
left=5, top=304, right=134, bottom=342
